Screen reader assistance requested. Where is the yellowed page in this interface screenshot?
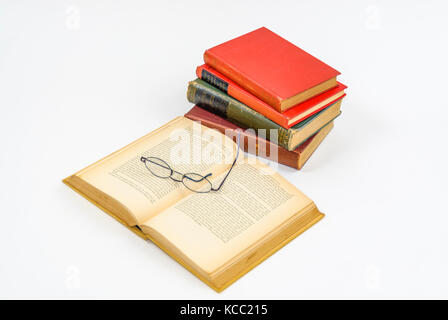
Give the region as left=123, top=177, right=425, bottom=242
left=76, top=117, right=238, bottom=225
left=142, top=159, right=314, bottom=275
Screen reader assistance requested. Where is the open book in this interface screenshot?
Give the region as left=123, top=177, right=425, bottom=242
left=63, top=117, right=324, bottom=292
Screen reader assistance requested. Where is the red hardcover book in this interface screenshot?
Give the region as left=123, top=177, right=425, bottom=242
left=197, top=64, right=346, bottom=129
left=184, top=106, right=334, bottom=170
left=204, top=27, right=341, bottom=112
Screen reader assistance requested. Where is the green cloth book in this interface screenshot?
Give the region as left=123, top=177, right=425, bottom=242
left=187, top=79, right=342, bottom=151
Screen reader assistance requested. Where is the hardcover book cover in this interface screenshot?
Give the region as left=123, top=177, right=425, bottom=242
left=197, top=64, right=346, bottom=128
left=204, top=27, right=340, bottom=111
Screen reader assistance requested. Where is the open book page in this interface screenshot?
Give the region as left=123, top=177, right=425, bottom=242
left=76, top=117, right=238, bottom=225
left=142, top=159, right=314, bottom=275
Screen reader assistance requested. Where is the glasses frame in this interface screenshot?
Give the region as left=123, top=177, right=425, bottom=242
left=140, top=132, right=241, bottom=193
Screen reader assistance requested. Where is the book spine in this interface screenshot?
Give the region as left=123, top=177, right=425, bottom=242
left=184, top=107, right=300, bottom=169
left=199, top=67, right=230, bottom=94
left=196, top=66, right=290, bottom=128
left=187, top=79, right=292, bottom=150
left=204, top=50, right=282, bottom=111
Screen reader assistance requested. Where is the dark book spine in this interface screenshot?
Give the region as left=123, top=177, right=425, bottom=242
left=200, top=69, right=229, bottom=94
left=187, top=79, right=292, bottom=150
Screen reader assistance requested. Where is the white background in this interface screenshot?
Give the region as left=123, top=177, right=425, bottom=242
left=1, top=0, right=447, bottom=299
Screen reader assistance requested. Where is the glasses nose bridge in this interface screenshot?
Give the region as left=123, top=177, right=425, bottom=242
left=170, top=170, right=184, bottom=182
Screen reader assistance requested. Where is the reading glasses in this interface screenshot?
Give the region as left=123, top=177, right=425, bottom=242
left=140, top=132, right=241, bottom=193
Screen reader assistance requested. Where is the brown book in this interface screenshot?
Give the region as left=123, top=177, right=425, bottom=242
left=185, top=106, right=334, bottom=170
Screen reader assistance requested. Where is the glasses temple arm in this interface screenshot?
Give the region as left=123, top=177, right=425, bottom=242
left=212, top=132, right=241, bottom=191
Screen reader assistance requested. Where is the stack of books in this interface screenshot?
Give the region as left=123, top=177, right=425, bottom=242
left=185, top=27, right=347, bottom=169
